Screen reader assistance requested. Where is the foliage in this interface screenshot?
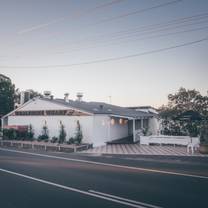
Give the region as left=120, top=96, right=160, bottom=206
left=3, top=128, right=29, bottom=140
left=74, top=120, right=83, bottom=144
left=142, top=127, right=149, bottom=136
left=27, top=124, right=34, bottom=140
left=200, top=121, right=208, bottom=144
left=0, top=130, right=3, bottom=139
left=159, top=88, right=208, bottom=137
left=15, top=89, right=43, bottom=105
left=3, top=129, right=17, bottom=140
left=58, top=121, right=66, bottom=144
left=0, top=76, right=15, bottom=119
left=67, top=137, right=75, bottom=144
left=51, top=136, right=58, bottom=143
left=38, top=123, right=49, bottom=141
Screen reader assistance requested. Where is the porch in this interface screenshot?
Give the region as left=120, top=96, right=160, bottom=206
left=108, top=115, right=150, bottom=144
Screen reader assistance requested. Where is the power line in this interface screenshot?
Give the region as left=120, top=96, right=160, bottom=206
left=55, top=12, right=208, bottom=51
left=54, top=25, right=208, bottom=55
left=90, top=0, right=182, bottom=26
left=38, top=0, right=183, bottom=46
left=54, top=20, right=208, bottom=54
left=17, top=0, right=126, bottom=34
left=1, top=37, right=207, bottom=69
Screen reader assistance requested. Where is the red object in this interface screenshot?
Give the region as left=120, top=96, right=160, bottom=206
left=4, top=125, right=28, bottom=132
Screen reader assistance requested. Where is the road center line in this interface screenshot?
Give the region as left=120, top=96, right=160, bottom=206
left=0, top=147, right=207, bottom=179
left=89, top=190, right=162, bottom=208
left=0, top=168, right=148, bottom=208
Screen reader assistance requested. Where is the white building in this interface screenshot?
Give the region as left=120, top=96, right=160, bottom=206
left=1, top=95, right=159, bottom=146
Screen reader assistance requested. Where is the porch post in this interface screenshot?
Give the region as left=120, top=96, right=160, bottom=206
left=108, top=117, right=111, bottom=141
left=133, top=119, right=136, bottom=143
left=141, top=117, right=144, bottom=129
left=1, top=118, right=4, bottom=131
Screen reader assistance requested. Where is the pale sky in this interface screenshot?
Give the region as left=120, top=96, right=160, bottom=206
left=0, top=0, right=208, bottom=107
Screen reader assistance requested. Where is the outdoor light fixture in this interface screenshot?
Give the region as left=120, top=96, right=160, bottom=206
left=111, top=118, right=115, bottom=125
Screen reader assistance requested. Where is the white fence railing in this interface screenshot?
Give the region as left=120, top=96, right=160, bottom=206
left=140, top=135, right=200, bottom=146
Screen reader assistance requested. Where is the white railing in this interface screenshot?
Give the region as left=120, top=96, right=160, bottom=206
left=140, top=135, right=200, bottom=147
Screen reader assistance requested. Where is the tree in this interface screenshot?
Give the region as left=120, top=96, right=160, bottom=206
left=0, top=75, right=15, bottom=119
left=15, top=89, right=43, bottom=106
left=159, top=88, right=208, bottom=136
left=58, top=121, right=66, bottom=144
left=74, top=120, right=83, bottom=144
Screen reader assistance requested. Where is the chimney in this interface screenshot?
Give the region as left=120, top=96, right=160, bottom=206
left=20, top=91, right=25, bottom=105
left=64, top=93, right=69, bottom=103
left=76, top=92, right=83, bottom=102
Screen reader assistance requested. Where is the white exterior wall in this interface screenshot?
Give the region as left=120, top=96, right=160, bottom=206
left=92, top=115, right=110, bottom=146
left=109, top=118, right=128, bottom=141
left=8, top=115, right=93, bottom=143
left=148, top=117, right=160, bottom=135
left=5, top=98, right=148, bottom=146
left=92, top=115, right=128, bottom=146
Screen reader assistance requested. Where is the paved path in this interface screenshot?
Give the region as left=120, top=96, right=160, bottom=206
left=82, top=144, right=203, bottom=156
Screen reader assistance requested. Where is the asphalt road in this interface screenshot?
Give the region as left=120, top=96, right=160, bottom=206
left=0, top=147, right=208, bottom=208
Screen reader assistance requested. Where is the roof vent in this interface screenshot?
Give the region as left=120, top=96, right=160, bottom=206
left=43, top=91, right=51, bottom=99
left=99, top=104, right=104, bottom=110
left=76, top=92, right=83, bottom=102
left=64, top=93, right=69, bottom=103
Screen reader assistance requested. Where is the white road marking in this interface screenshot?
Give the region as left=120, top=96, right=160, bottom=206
left=0, top=168, right=149, bottom=208
left=89, top=190, right=162, bottom=208
left=0, top=147, right=207, bottom=179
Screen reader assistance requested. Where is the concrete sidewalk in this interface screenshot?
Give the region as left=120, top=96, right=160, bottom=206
left=82, top=144, right=205, bottom=156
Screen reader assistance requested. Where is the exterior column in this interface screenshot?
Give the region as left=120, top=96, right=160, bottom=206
left=108, top=117, right=111, bottom=141
left=133, top=119, right=136, bottom=143
left=141, top=118, right=144, bottom=129
left=1, top=118, right=4, bottom=131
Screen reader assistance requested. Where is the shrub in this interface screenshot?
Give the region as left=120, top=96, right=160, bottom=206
left=3, top=128, right=17, bottom=140
left=27, top=124, right=34, bottom=140
left=38, top=123, right=49, bottom=141
left=38, top=134, right=49, bottom=141
left=58, top=122, right=66, bottom=144
left=67, top=137, right=74, bottom=144
left=74, top=120, right=83, bottom=144
left=51, top=136, right=58, bottom=143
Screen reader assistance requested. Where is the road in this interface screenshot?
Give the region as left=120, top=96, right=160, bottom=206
left=0, top=147, right=208, bottom=208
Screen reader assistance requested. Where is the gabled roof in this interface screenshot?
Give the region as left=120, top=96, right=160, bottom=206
left=2, top=97, right=154, bottom=120
left=42, top=98, right=153, bottom=119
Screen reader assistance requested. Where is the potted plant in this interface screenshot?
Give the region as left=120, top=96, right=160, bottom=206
left=199, top=121, right=208, bottom=154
